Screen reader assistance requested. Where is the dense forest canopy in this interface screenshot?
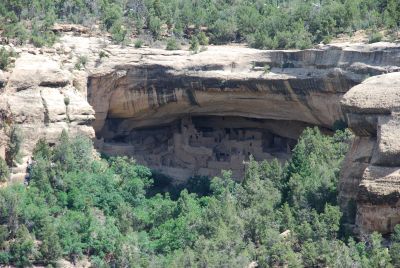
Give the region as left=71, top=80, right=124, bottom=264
left=1, top=128, right=400, bottom=267
left=0, top=0, right=400, bottom=48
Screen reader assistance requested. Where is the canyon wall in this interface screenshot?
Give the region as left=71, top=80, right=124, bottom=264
left=1, top=36, right=400, bottom=234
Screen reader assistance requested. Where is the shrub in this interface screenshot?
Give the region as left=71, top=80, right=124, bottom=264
left=210, top=18, right=237, bottom=44
left=0, top=48, right=12, bottom=70
left=10, top=225, right=35, bottom=267
left=189, top=36, right=199, bottom=53
left=7, top=126, right=22, bottom=165
left=166, top=38, right=180, bottom=50
left=102, top=3, right=123, bottom=31
left=0, top=157, right=9, bottom=182
left=74, top=55, right=88, bottom=70
left=99, top=51, right=108, bottom=59
left=197, top=32, right=209, bottom=46
left=111, top=22, right=128, bottom=44
left=263, top=64, right=270, bottom=74
left=3, top=22, right=29, bottom=45
left=369, top=31, right=383, bottom=43
left=30, top=23, right=57, bottom=48
left=134, top=39, right=144, bottom=48
left=148, top=16, right=162, bottom=39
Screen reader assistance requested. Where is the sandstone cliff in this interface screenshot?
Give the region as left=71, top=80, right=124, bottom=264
left=1, top=36, right=400, bottom=234
left=85, top=40, right=400, bottom=180
left=340, top=72, right=400, bottom=234
left=0, top=50, right=95, bottom=183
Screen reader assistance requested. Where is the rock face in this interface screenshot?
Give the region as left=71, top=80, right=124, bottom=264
left=340, top=72, right=400, bottom=234
left=0, top=53, right=95, bottom=183
left=86, top=41, right=400, bottom=181
left=2, top=36, right=400, bottom=229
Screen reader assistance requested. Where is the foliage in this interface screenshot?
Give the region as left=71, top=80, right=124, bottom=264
left=98, top=51, right=108, bottom=60
left=0, top=47, right=16, bottom=71
left=189, top=36, right=199, bottom=53
left=0, top=127, right=398, bottom=267
left=74, top=55, right=88, bottom=70
left=0, top=157, right=9, bottom=182
left=111, top=21, right=128, bottom=44
left=197, top=31, right=209, bottom=46
left=0, top=0, right=399, bottom=48
left=166, top=38, right=180, bottom=51
left=369, top=31, right=383, bottom=43
left=134, top=39, right=144, bottom=48
left=6, top=125, right=22, bottom=165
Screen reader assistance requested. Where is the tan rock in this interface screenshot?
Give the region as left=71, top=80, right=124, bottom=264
left=340, top=72, right=400, bottom=234
left=0, top=52, right=95, bottom=181
left=7, top=54, right=71, bottom=91
left=72, top=70, right=88, bottom=95
left=341, top=72, right=400, bottom=114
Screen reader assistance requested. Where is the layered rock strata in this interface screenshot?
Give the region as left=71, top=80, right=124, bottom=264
left=340, top=72, right=400, bottom=234
left=87, top=41, right=400, bottom=181
left=1, top=36, right=400, bottom=196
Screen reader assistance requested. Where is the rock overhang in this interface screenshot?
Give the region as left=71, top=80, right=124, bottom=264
left=2, top=37, right=400, bottom=225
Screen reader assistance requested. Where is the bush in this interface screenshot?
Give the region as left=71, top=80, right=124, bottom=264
left=30, top=23, right=57, bottom=48
left=263, top=64, right=270, bottom=74
left=99, top=51, right=108, bottom=59
left=210, top=18, right=237, bottom=44
left=75, top=55, right=88, bottom=70
left=3, top=22, right=29, bottom=45
left=189, top=36, right=199, bottom=53
left=102, top=3, right=123, bottom=31
left=166, top=38, right=180, bottom=50
left=197, top=32, right=209, bottom=46
left=0, top=48, right=12, bottom=71
left=111, top=22, right=128, bottom=44
left=148, top=16, right=162, bottom=39
left=7, top=126, right=22, bottom=165
left=369, top=31, right=383, bottom=43
left=0, top=157, right=9, bottom=182
left=134, top=39, right=144, bottom=48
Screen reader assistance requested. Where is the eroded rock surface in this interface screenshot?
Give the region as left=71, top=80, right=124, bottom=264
left=1, top=36, right=400, bottom=200
left=0, top=53, right=94, bottom=183
left=85, top=41, right=400, bottom=181
left=340, top=73, right=400, bottom=234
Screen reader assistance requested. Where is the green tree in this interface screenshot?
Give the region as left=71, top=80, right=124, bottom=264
left=10, top=225, right=36, bottom=268
left=369, top=232, right=392, bottom=267
left=189, top=36, right=199, bottom=53
left=390, top=225, right=400, bottom=266
left=0, top=158, right=9, bottom=182
left=166, top=38, right=180, bottom=50
left=6, top=125, right=23, bottom=165
left=39, top=223, right=62, bottom=265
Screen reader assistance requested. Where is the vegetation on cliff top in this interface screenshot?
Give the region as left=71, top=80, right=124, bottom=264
left=1, top=128, right=400, bottom=267
left=0, top=0, right=400, bottom=49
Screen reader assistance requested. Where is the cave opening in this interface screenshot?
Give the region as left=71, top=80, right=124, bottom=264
left=95, top=115, right=311, bottom=182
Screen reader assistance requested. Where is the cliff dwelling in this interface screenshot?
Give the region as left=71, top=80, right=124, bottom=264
left=84, top=44, right=400, bottom=184
left=3, top=39, right=400, bottom=235
left=98, top=115, right=299, bottom=181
